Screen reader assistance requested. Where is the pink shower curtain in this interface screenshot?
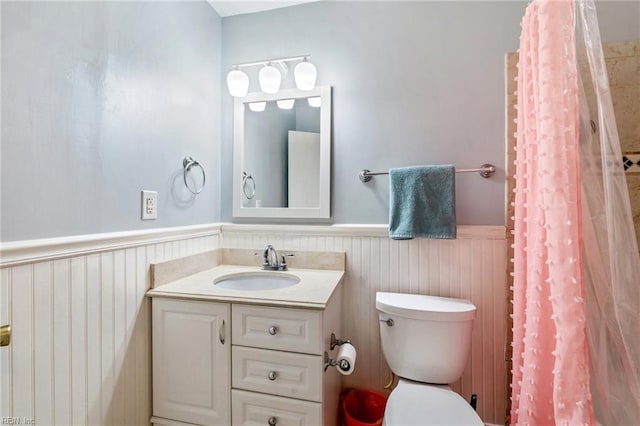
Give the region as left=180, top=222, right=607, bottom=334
left=511, top=0, right=594, bottom=424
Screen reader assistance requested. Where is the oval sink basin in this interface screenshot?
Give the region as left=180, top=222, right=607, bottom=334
left=213, top=272, right=300, bottom=291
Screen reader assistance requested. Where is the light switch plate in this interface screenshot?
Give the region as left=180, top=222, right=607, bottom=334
left=141, top=190, right=158, bottom=220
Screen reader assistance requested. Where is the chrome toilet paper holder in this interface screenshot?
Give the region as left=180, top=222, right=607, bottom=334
left=330, top=332, right=351, bottom=350
left=324, top=333, right=354, bottom=372
left=324, top=351, right=352, bottom=372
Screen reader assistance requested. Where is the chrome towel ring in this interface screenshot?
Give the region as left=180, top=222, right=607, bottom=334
left=183, top=156, right=206, bottom=195
left=242, top=172, right=256, bottom=199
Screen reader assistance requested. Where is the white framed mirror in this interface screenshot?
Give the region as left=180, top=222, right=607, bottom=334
left=232, top=86, right=332, bottom=219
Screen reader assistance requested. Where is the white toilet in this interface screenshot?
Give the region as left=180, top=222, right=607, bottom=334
left=376, top=292, right=483, bottom=425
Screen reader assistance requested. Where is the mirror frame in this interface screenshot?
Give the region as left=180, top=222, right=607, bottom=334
left=232, top=85, right=332, bottom=219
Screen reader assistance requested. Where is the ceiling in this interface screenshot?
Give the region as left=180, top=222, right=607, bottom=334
left=208, top=0, right=319, bottom=18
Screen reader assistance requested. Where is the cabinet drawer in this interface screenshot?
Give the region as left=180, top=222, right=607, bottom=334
left=232, top=389, right=322, bottom=426
left=233, top=346, right=322, bottom=402
left=232, top=305, right=323, bottom=354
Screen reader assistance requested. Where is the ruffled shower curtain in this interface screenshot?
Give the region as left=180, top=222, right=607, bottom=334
left=511, top=0, right=640, bottom=424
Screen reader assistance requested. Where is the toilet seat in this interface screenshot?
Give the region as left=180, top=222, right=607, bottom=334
left=383, top=379, right=483, bottom=426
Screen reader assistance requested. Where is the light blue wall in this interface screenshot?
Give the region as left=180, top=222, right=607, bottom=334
left=221, top=1, right=528, bottom=225
left=2, top=1, right=638, bottom=240
left=1, top=1, right=222, bottom=242
left=220, top=0, right=640, bottom=225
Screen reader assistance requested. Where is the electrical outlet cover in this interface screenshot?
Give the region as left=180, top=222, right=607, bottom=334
left=141, top=190, right=158, bottom=220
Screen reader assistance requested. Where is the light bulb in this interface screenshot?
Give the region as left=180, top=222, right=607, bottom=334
left=248, top=102, right=266, bottom=112
left=226, top=68, right=249, bottom=97
left=307, top=97, right=321, bottom=107
left=259, top=64, right=281, bottom=94
left=294, top=59, right=317, bottom=91
left=276, top=99, right=295, bottom=110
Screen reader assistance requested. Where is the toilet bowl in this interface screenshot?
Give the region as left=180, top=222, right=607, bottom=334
left=376, top=292, right=483, bottom=426
left=383, top=380, right=482, bottom=426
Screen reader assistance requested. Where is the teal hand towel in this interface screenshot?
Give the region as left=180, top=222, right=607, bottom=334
left=389, top=165, right=456, bottom=240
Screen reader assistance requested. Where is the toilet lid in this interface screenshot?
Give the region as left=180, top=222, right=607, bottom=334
left=384, top=381, right=483, bottom=426
left=376, top=292, right=476, bottom=322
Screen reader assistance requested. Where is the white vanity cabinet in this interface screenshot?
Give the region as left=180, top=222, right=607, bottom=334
left=151, top=293, right=342, bottom=426
left=152, top=298, right=231, bottom=426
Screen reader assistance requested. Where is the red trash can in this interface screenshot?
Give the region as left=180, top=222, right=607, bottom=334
left=342, top=389, right=387, bottom=426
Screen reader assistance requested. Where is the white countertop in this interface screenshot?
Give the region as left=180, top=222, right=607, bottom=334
left=146, top=264, right=344, bottom=309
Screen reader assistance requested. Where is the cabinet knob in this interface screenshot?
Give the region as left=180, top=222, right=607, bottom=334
left=268, top=326, right=278, bottom=335
left=267, top=370, right=278, bottom=381
left=268, top=416, right=278, bottom=426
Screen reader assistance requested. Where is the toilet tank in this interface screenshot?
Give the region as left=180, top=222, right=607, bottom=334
left=376, top=292, right=476, bottom=384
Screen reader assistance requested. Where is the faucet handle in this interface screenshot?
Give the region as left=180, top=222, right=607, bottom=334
left=278, top=255, right=287, bottom=271
left=279, top=253, right=294, bottom=261
left=278, top=253, right=294, bottom=270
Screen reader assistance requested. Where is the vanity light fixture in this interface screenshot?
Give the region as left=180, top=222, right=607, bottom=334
left=276, top=99, right=295, bottom=110
left=248, top=102, right=266, bottom=112
left=294, top=58, right=317, bottom=91
left=226, top=55, right=316, bottom=97
left=308, top=97, right=322, bottom=108
left=259, top=63, right=282, bottom=94
left=226, top=66, right=249, bottom=97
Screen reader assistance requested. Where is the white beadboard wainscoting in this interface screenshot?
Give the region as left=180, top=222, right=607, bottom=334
left=1, top=223, right=507, bottom=425
left=221, top=224, right=508, bottom=425
left=0, top=225, right=221, bottom=425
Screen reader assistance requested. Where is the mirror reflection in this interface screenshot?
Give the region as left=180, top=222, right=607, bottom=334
left=233, top=86, right=331, bottom=219
left=242, top=97, right=321, bottom=208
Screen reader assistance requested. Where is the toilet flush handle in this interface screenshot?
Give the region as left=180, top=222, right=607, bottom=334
left=379, top=318, right=394, bottom=327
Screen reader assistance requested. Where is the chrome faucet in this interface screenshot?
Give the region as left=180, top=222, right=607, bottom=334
left=262, top=245, right=288, bottom=271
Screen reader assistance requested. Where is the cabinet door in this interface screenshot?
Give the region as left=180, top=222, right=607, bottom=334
left=153, top=298, right=230, bottom=426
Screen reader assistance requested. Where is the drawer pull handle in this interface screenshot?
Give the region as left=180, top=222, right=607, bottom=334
left=268, top=416, right=278, bottom=426
left=268, top=326, right=278, bottom=335
left=267, top=370, right=278, bottom=381
left=219, top=319, right=226, bottom=345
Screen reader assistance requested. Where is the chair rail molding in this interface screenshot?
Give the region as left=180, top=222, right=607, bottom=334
left=0, top=224, right=223, bottom=267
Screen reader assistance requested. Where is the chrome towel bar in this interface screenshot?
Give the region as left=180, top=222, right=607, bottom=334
left=358, top=163, right=496, bottom=182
